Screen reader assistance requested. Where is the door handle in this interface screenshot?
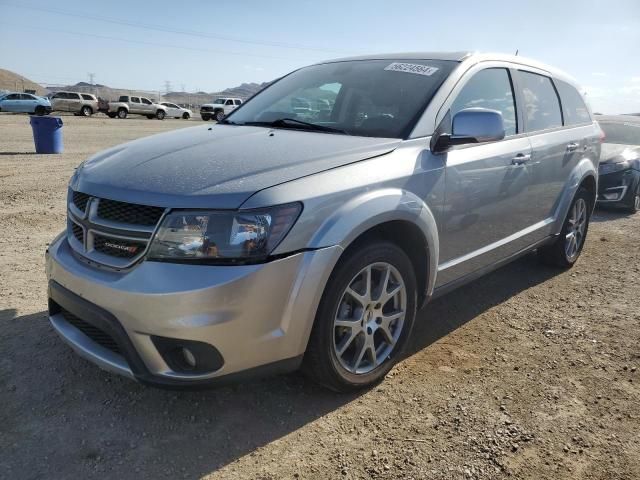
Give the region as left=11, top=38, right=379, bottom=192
left=566, top=142, right=580, bottom=152
left=511, top=153, right=531, bottom=166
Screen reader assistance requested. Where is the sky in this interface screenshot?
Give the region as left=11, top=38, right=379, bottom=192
left=1, top=0, right=639, bottom=113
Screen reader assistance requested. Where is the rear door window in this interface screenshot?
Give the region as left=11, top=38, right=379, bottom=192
left=131, top=97, right=140, bottom=103
left=555, top=80, right=591, bottom=126
left=451, top=68, right=518, bottom=136
left=234, top=99, right=242, bottom=105
left=141, top=98, right=152, bottom=105
left=518, top=71, right=563, bottom=132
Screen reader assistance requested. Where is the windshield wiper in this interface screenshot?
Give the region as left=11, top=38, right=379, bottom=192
left=244, top=118, right=349, bottom=135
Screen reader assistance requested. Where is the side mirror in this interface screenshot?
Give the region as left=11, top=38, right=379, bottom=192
left=432, top=108, right=505, bottom=153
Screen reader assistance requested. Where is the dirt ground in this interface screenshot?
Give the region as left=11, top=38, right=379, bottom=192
left=0, top=114, right=638, bottom=480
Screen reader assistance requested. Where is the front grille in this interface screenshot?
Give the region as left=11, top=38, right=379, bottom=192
left=61, top=308, right=122, bottom=355
left=72, top=191, right=90, bottom=212
left=71, top=222, right=84, bottom=243
left=94, top=235, right=146, bottom=259
left=201, top=106, right=213, bottom=112
left=97, top=198, right=165, bottom=226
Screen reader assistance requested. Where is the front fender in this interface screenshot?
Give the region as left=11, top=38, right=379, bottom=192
left=551, top=157, right=598, bottom=235
left=307, top=188, right=440, bottom=298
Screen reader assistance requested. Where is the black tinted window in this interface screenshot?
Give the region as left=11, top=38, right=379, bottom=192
left=451, top=68, right=517, bottom=136
left=599, top=121, right=640, bottom=145
left=81, top=94, right=93, bottom=100
left=555, top=80, right=591, bottom=126
left=119, top=96, right=128, bottom=102
left=234, top=99, right=242, bottom=105
left=519, top=72, right=562, bottom=132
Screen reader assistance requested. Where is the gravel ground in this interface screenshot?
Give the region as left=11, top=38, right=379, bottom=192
left=1, top=114, right=638, bottom=480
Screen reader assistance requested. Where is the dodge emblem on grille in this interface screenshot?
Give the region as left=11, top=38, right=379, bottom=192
left=103, top=242, right=138, bottom=254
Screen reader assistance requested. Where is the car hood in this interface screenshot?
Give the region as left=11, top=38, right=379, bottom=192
left=73, top=124, right=401, bottom=209
left=600, top=144, right=640, bottom=163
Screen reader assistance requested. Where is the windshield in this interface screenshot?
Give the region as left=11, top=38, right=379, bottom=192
left=226, top=59, right=456, bottom=138
left=600, top=121, right=640, bottom=145
left=213, top=99, right=225, bottom=104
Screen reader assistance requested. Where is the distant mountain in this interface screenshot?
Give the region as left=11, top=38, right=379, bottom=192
left=0, top=68, right=47, bottom=96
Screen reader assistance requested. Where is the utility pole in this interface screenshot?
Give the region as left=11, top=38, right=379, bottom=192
left=164, top=80, right=171, bottom=94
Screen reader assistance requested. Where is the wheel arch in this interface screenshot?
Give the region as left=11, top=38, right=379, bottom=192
left=306, top=188, right=440, bottom=306
left=551, top=158, right=598, bottom=235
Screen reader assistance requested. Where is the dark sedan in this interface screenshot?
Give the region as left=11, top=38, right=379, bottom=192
left=596, top=115, right=640, bottom=213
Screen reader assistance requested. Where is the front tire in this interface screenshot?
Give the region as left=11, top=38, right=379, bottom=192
left=201, top=115, right=210, bottom=121
left=624, top=182, right=640, bottom=214
left=538, top=187, right=591, bottom=268
left=81, top=105, right=93, bottom=117
left=35, top=106, right=46, bottom=116
left=155, top=110, right=166, bottom=120
left=303, top=241, right=417, bottom=392
left=182, top=112, right=190, bottom=120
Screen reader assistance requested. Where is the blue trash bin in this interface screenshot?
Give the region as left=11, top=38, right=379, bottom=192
left=29, top=116, right=64, bottom=154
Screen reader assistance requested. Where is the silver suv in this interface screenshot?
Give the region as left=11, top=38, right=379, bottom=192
left=46, top=52, right=601, bottom=391
left=50, top=91, right=98, bottom=116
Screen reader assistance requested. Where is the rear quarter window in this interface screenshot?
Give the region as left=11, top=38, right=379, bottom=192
left=81, top=94, right=94, bottom=101
left=518, top=71, right=563, bottom=132
left=555, top=80, right=591, bottom=126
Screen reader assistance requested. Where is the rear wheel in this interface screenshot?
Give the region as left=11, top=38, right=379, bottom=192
left=117, top=108, right=127, bottom=119
left=156, top=110, right=166, bottom=120
left=214, top=110, right=225, bottom=122
left=303, top=241, right=417, bottom=392
left=538, top=188, right=591, bottom=268
left=80, top=105, right=93, bottom=117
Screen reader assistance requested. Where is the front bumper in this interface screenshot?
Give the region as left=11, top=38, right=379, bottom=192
left=597, top=169, right=638, bottom=204
left=45, top=235, right=342, bottom=386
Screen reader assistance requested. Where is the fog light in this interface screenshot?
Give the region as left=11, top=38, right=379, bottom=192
left=182, top=347, right=197, bottom=368
left=603, top=192, right=619, bottom=200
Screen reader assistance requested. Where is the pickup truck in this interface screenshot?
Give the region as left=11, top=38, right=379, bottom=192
left=200, top=97, right=242, bottom=121
left=105, top=96, right=167, bottom=120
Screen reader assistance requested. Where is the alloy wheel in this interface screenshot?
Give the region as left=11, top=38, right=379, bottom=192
left=565, top=198, right=587, bottom=261
left=333, top=262, right=406, bottom=375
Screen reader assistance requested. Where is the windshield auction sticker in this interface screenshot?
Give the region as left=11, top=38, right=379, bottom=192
left=384, top=62, right=439, bottom=76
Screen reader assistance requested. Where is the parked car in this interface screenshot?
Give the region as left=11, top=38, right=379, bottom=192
left=200, top=97, right=242, bottom=121
left=596, top=115, right=640, bottom=212
left=160, top=102, right=192, bottom=119
left=50, top=91, right=98, bottom=116
left=0, top=92, right=51, bottom=115
left=106, top=96, right=167, bottom=120
left=46, top=52, right=601, bottom=391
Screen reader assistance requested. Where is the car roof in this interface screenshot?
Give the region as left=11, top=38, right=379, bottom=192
left=595, top=114, right=640, bottom=124
left=317, top=51, right=580, bottom=87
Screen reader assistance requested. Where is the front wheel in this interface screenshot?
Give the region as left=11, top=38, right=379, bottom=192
left=538, top=187, right=591, bottom=268
left=155, top=110, right=166, bottom=120
left=35, top=106, right=46, bottom=116
left=303, top=241, right=417, bottom=392
left=146, top=115, right=154, bottom=119
left=81, top=106, right=93, bottom=117
left=201, top=115, right=210, bottom=121
left=624, top=183, right=640, bottom=214
left=182, top=112, right=190, bottom=120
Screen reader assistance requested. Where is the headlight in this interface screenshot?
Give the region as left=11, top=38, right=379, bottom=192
left=599, top=160, right=630, bottom=175
left=147, top=203, right=302, bottom=263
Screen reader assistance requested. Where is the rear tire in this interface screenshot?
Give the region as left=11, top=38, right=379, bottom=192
left=117, top=108, right=127, bottom=119
left=156, top=110, right=166, bottom=120
left=81, top=105, right=93, bottom=117
left=538, top=187, right=591, bottom=268
left=303, top=241, right=417, bottom=392
left=214, top=110, right=225, bottom=122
